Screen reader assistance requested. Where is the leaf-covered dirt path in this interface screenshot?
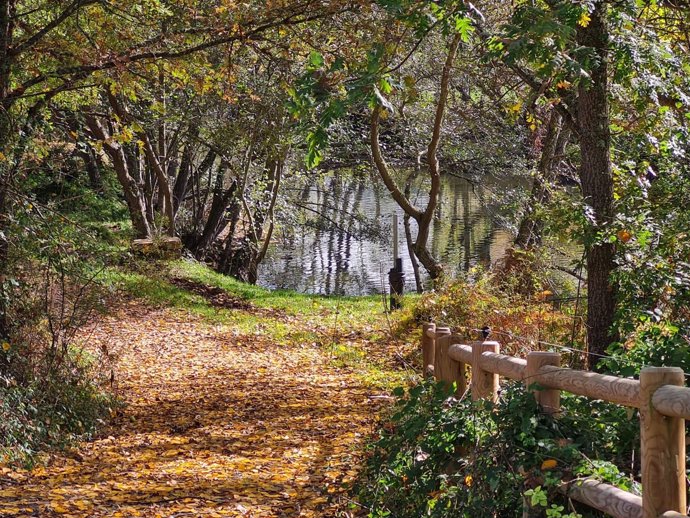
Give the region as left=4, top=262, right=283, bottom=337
left=0, top=272, right=414, bottom=517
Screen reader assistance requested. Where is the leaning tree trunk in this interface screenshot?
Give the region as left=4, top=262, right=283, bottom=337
left=252, top=158, right=283, bottom=282
left=404, top=168, right=423, bottom=293
left=173, top=143, right=209, bottom=217
left=193, top=165, right=237, bottom=258
left=0, top=0, right=13, bottom=345
left=415, top=33, right=462, bottom=281
left=577, top=2, right=617, bottom=367
left=370, top=33, right=461, bottom=284
left=245, top=157, right=283, bottom=284
left=217, top=198, right=242, bottom=275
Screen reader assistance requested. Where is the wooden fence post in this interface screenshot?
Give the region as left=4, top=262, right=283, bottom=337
left=433, top=326, right=451, bottom=383
left=435, top=333, right=467, bottom=396
left=471, top=341, right=500, bottom=402
left=422, top=323, right=436, bottom=377
left=640, top=367, right=686, bottom=518
left=450, top=335, right=468, bottom=397
left=525, top=352, right=561, bottom=416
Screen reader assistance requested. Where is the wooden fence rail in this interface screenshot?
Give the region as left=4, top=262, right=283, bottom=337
left=421, top=322, right=690, bottom=518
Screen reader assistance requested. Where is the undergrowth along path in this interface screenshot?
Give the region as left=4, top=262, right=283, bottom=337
left=0, top=262, right=416, bottom=517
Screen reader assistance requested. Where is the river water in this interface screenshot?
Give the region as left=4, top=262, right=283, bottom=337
left=258, top=171, right=525, bottom=296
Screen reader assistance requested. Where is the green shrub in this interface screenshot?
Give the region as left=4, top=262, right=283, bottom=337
left=0, top=373, right=116, bottom=467
left=603, top=321, right=690, bottom=378
left=0, top=181, right=121, bottom=466
left=357, top=380, right=638, bottom=518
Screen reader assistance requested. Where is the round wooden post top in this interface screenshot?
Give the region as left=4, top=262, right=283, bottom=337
left=527, top=351, right=561, bottom=359
left=640, top=366, right=684, bottom=375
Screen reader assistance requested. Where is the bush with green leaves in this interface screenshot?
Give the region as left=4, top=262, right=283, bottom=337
left=604, top=156, right=690, bottom=379
left=603, top=321, right=690, bottom=379
left=0, top=175, right=122, bottom=466
left=0, top=373, right=117, bottom=467
left=357, top=380, right=639, bottom=518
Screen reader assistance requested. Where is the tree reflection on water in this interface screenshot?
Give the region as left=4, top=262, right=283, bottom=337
left=259, top=171, right=519, bottom=295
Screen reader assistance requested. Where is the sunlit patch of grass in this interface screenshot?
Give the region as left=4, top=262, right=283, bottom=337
left=103, top=269, right=300, bottom=336
left=169, top=259, right=386, bottom=322
left=103, top=269, right=218, bottom=317
left=360, top=365, right=414, bottom=391
left=328, top=342, right=367, bottom=363
left=218, top=316, right=324, bottom=344
left=283, top=329, right=323, bottom=346
left=327, top=341, right=415, bottom=391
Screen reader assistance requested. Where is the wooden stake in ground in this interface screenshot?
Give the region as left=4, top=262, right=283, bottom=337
left=525, top=352, right=561, bottom=416
left=471, top=341, right=500, bottom=402
left=639, top=367, right=686, bottom=518
left=422, top=323, right=436, bottom=376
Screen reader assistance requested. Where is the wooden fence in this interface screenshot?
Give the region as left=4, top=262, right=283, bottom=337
left=421, top=323, right=690, bottom=518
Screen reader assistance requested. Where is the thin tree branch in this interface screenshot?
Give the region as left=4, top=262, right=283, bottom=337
left=6, top=9, right=343, bottom=106
left=370, top=107, right=423, bottom=220
left=10, top=0, right=100, bottom=57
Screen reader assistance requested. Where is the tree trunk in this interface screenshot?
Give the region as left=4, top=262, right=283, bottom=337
left=105, top=92, right=175, bottom=236
left=0, top=1, right=11, bottom=109
left=140, top=131, right=175, bottom=237
left=252, top=158, right=284, bottom=282
left=0, top=0, right=15, bottom=344
left=577, top=2, right=617, bottom=366
left=404, top=168, right=423, bottom=293
left=220, top=153, right=284, bottom=284
left=515, top=110, right=564, bottom=248
left=217, top=199, right=242, bottom=276
left=78, top=144, right=104, bottom=193
left=369, top=34, right=460, bottom=283
left=193, top=165, right=237, bottom=257
left=418, top=33, right=462, bottom=282
left=245, top=158, right=281, bottom=284
left=370, top=108, right=422, bottom=219
left=172, top=144, right=202, bottom=216
left=85, top=115, right=151, bottom=238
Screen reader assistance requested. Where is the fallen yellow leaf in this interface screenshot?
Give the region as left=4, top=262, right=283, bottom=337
left=50, top=503, right=70, bottom=513
left=541, top=459, right=558, bottom=470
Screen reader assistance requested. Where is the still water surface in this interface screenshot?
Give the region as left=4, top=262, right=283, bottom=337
left=258, top=172, right=521, bottom=296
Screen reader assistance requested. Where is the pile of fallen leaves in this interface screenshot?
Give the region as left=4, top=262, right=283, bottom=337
left=0, top=272, right=414, bottom=517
